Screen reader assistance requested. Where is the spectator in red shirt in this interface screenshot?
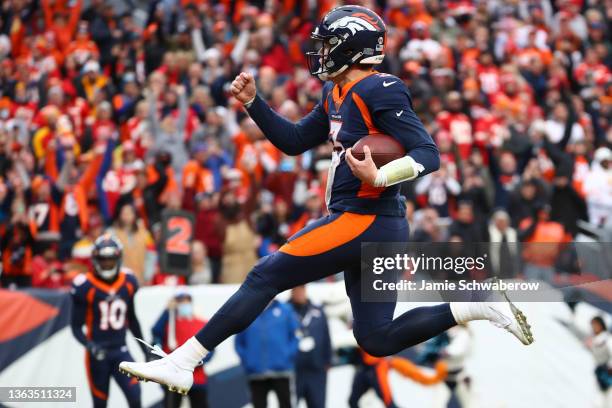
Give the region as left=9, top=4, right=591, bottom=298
left=152, top=290, right=212, bottom=408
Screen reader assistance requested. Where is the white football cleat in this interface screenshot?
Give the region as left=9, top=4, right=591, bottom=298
left=119, top=340, right=194, bottom=395
left=486, top=291, right=534, bottom=345
left=119, top=358, right=193, bottom=395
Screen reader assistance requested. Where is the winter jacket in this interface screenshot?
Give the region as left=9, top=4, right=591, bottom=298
left=235, top=300, right=299, bottom=376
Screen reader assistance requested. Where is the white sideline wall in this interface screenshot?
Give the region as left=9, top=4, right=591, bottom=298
left=0, top=283, right=606, bottom=408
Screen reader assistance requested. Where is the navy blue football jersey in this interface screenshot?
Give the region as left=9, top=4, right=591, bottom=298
left=246, top=71, right=439, bottom=217
left=71, top=270, right=139, bottom=348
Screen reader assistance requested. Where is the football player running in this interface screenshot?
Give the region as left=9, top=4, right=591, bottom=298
left=119, top=5, right=533, bottom=395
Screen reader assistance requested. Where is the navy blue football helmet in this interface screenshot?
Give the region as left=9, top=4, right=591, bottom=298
left=92, top=234, right=123, bottom=280
left=306, top=5, right=386, bottom=80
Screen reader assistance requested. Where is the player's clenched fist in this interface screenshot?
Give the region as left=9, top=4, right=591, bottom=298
left=231, top=72, right=256, bottom=105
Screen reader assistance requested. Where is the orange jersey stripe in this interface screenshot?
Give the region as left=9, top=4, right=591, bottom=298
left=279, top=213, right=375, bottom=257
left=86, top=272, right=126, bottom=294
left=352, top=93, right=385, bottom=198
left=126, top=281, right=134, bottom=297
left=331, top=71, right=377, bottom=110
left=357, top=181, right=385, bottom=199
left=351, top=93, right=379, bottom=134
left=85, top=287, right=95, bottom=340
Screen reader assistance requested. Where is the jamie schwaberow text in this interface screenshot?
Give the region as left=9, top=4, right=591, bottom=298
left=372, top=279, right=541, bottom=292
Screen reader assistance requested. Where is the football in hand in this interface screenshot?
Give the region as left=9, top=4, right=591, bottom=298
left=352, top=134, right=406, bottom=168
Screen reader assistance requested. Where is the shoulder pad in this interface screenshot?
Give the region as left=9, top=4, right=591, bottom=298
left=70, top=273, right=90, bottom=298
left=357, top=73, right=411, bottom=112
left=120, top=266, right=135, bottom=275
left=121, top=268, right=140, bottom=289
left=72, top=273, right=88, bottom=287
left=368, top=73, right=405, bottom=89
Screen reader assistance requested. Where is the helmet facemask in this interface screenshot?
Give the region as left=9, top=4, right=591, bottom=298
left=93, top=250, right=121, bottom=281
left=306, top=35, right=346, bottom=81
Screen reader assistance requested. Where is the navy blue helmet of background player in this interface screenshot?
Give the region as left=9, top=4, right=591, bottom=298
left=92, top=234, right=123, bottom=280
left=306, top=5, right=386, bottom=81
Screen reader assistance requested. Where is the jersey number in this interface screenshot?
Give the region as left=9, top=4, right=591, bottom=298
left=98, top=299, right=127, bottom=330
left=329, top=120, right=343, bottom=150
left=166, top=216, right=192, bottom=255
left=326, top=120, right=344, bottom=208
left=29, top=203, right=49, bottom=226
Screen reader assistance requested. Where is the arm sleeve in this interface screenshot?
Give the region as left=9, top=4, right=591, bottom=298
left=127, top=301, right=145, bottom=341
left=371, top=91, right=440, bottom=177
left=246, top=95, right=329, bottom=156
left=70, top=288, right=89, bottom=347
left=126, top=279, right=146, bottom=348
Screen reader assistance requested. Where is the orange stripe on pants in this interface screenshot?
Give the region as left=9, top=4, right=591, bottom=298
left=279, top=213, right=376, bottom=257
left=85, top=351, right=108, bottom=401
left=375, top=360, right=393, bottom=407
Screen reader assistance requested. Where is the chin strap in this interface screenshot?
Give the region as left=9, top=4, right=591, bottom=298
left=373, top=155, right=425, bottom=187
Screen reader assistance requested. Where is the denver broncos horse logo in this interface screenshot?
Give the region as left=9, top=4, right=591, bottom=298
left=328, top=13, right=380, bottom=35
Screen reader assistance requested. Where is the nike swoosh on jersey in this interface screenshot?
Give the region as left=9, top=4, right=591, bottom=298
left=396, top=110, right=403, bottom=117
left=382, top=81, right=397, bottom=87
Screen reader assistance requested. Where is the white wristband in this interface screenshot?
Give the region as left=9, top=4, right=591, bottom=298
left=373, top=155, right=424, bottom=187
left=243, top=95, right=256, bottom=108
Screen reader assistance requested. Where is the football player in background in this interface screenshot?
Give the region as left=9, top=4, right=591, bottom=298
left=120, top=5, right=533, bottom=395
left=71, top=234, right=146, bottom=408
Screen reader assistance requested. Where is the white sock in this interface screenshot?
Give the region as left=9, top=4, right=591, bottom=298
left=169, top=337, right=208, bottom=371
left=450, top=302, right=492, bottom=324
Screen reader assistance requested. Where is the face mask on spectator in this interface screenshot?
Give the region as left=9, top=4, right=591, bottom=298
left=177, top=303, right=193, bottom=318
left=279, top=158, right=296, bottom=172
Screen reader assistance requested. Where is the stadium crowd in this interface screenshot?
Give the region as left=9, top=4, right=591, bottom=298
left=0, top=0, right=610, bottom=289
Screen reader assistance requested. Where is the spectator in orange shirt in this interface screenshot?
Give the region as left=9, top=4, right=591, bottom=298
left=41, top=0, right=82, bottom=51
left=519, top=204, right=569, bottom=283
left=65, top=22, right=100, bottom=67
left=182, top=143, right=215, bottom=206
